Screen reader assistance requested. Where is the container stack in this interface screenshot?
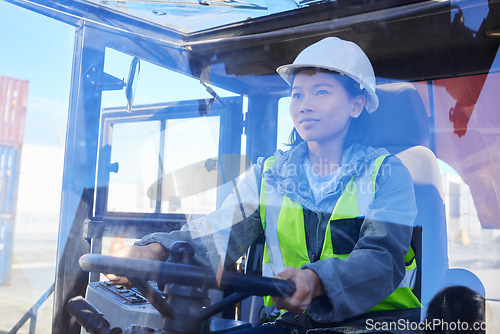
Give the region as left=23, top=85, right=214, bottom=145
left=0, top=75, right=28, bottom=286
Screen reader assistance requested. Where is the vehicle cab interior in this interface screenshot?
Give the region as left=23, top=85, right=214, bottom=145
left=1, top=0, right=500, bottom=333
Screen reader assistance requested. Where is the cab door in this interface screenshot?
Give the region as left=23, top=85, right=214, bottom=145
left=91, top=48, right=245, bottom=262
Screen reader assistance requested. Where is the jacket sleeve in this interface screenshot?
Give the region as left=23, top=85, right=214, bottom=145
left=302, top=155, right=418, bottom=323
left=136, top=158, right=266, bottom=271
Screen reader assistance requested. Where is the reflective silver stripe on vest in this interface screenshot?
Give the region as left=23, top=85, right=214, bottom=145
left=262, top=189, right=286, bottom=278
left=356, top=159, right=377, bottom=217
left=398, top=267, right=417, bottom=290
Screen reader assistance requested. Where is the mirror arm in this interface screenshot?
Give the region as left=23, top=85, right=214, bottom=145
left=84, top=65, right=125, bottom=91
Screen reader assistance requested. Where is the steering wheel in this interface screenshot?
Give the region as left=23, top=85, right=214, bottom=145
left=79, top=253, right=295, bottom=298
left=75, top=243, right=295, bottom=334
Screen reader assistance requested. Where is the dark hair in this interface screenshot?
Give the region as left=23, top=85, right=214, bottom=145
left=425, top=286, right=485, bottom=334
left=287, top=68, right=373, bottom=149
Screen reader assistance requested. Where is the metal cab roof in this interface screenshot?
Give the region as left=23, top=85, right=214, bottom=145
left=6, top=0, right=499, bottom=89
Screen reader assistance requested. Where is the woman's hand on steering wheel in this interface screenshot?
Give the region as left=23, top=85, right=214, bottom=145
left=271, top=267, right=325, bottom=314
left=105, top=243, right=168, bottom=288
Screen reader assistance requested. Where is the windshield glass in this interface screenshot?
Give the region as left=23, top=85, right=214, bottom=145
left=86, top=0, right=297, bottom=33
left=1, top=0, right=500, bottom=333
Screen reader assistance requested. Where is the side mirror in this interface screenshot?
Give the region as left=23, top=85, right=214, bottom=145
left=125, top=57, right=140, bottom=113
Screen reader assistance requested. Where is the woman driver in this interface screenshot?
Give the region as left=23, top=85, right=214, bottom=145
left=108, top=37, right=420, bottom=333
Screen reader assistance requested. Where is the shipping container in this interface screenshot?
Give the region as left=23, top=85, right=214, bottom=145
left=0, top=144, right=21, bottom=286
left=0, top=145, right=20, bottom=214
left=0, top=75, right=28, bottom=286
left=0, top=75, right=29, bottom=146
left=0, top=216, right=14, bottom=285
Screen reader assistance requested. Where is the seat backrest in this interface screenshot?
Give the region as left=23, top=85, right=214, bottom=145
left=372, top=82, right=449, bottom=317
left=371, top=82, right=431, bottom=150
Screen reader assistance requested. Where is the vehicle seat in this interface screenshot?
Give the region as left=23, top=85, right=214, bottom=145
left=372, top=82, right=485, bottom=319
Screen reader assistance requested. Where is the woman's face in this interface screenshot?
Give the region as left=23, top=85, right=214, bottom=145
left=289, top=69, right=363, bottom=145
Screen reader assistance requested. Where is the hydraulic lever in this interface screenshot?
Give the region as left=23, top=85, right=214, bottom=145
left=67, top=296, right=122, bottom=334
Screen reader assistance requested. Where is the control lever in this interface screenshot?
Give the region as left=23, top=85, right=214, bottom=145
left=68, top=296, right=122, bottom=334
left=157, top=241, right=196, bottom=292
left=167, top=241, right=195, bottom=264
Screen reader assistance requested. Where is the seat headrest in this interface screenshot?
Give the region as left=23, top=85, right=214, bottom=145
left=370, top=82, right=430, bottom=148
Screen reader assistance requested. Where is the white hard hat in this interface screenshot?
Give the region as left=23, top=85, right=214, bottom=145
left=277, top=37, right=379, bottom=113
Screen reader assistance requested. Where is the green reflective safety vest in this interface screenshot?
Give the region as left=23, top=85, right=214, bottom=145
left=259, top=154, right=421, bottom=313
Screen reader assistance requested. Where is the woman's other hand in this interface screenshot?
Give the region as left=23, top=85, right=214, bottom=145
left=272, top=267, right=325, bottom=314
left=105, top=243, right=167, bottom=288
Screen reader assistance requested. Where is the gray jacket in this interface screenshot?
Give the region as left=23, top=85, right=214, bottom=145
left=137, top=142, right=418, bottom=323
